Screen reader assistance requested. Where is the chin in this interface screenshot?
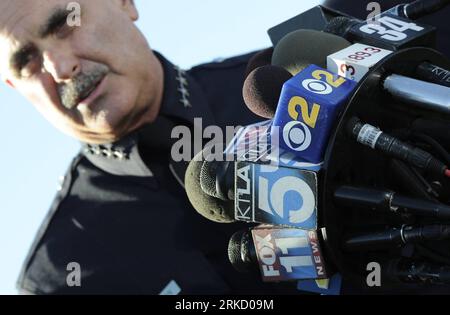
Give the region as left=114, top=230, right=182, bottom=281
left=82, top=92, right=146, bottom=143
left=79, top=115, right=127, bottom=144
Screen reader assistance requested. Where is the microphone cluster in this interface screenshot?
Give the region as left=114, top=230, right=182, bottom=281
left=184, top=0, right=450, bottom=294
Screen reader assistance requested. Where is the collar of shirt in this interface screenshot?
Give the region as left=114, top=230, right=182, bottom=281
left=81, top=52, right=216, bottom=181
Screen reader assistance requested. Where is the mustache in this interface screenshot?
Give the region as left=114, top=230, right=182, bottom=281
left=58, top=65, right=109, bottom=109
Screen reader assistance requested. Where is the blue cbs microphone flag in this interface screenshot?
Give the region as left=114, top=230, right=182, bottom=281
left=273, top=65, right=357, bottom=164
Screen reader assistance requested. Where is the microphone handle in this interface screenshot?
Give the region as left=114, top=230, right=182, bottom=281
left=416, top=62, right=450, bottom=88
left=344, top=225, right=450, bottom=251
left=383, top=74, right=450, bottom=115
left=404, top=0, right=450, bottom=20
left=334, top=186, right=450, bottom=219
left=392, top=195, right=450, bottom=219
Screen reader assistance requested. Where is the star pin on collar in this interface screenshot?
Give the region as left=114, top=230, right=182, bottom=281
left=175, top=66, right=192, bottom=108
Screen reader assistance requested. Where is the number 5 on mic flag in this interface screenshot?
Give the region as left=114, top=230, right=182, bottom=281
left=235, top=161, right=318, bottom=229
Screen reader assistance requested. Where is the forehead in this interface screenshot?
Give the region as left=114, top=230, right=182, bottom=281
left=0, top=0, right=66, bottom=37
left=0, top=0, right=71, bottom=74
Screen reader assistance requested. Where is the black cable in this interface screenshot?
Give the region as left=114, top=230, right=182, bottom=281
left=412, top=132, right=450, bottom=166
left=409, top=166, right=441, bottom=198
left=416, top=244, right=450, bottom=265
left=389, top=159, right=437, bottom=201
left=347, top=118, right=449, bottom=179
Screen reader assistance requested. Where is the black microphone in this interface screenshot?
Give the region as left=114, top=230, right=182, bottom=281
left=415, top=62, right=450, bottom=88
left=228, top=226, right=328, bottom=282
left=242, top=65, right=293, bottom=119
left=324, top=16, right=360, bottom=39
left=200, top=157, right=234, bottom=201
left=324, top=13, right=436, bottom=51
left=343, top=224, right=450, bottom=251
left=267, top=5, right=350, bottom=46
left=390, top=0, right=450, bottom=20
left=334, top=186, right=450, bottom=219
left=386, top=259, right=450, bottom=284
left=245, top=48, right=274, bottom=78
left=347, top=117, right=450, bottom=179
left=228, top=228, right=258, bottom=273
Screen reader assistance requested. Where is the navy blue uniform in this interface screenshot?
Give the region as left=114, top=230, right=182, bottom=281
left=17, top=52, right=299, bottom=295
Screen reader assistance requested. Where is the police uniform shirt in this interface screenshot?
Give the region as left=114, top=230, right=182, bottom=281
left=16, top=51, right=300, bottom=295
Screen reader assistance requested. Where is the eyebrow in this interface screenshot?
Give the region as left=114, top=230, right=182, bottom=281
left=8, top=7, right=70, bottom=76
left=39, top=7, right=70, bottom=38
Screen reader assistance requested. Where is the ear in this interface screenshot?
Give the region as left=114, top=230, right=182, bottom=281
left=5, top=79, right=15, bottom=89
left=122, top=0, right=139, bottom=21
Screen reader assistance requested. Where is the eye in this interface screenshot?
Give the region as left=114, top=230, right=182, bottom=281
left=54, top=16, right=75, bottom=39
left=58, top=24, right=73, bottom=38
left=19, top=51, right=42, bottom=78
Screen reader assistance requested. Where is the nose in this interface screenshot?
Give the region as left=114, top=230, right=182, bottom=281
left=42, top=48, right=81, bottom=83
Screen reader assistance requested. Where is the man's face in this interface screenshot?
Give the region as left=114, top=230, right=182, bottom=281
left=0, top=0, right=163, bottom=144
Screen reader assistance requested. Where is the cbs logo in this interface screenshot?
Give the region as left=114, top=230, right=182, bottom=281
left=303, top=70, right=347, bottom=95
left=283, top=70, right=347, bottom=152
left=283, top=120, right=312, bottom=152
left=302, top=79, right=333, bottom=95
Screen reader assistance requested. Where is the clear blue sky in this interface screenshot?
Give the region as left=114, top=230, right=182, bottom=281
left=0, top=0, right=321, bottom=294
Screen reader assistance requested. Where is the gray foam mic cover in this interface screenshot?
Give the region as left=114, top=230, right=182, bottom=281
left=185, top=150, right=235, bottom=223
left=272, top=29, right=351, bottom=75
